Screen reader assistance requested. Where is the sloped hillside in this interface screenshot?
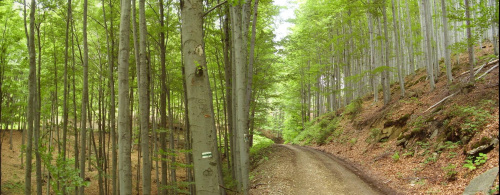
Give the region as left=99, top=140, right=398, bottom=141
left=296, top=44, right=499, bottom=194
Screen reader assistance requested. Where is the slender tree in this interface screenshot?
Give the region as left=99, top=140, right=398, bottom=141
left=391, top=0, right=405, bottom=97
left=382, top=0, right=391, bottom=105
left=117, top=0, right=133, bottom=193
left=25, top=0, right=36, bottom=193
left=138, top=0, right=151, bottom=192
left=79, top=0, right=89, bottom=193
left=465, top=0, right=474, bottom=84
left=441, top=0, right=452, bottom=84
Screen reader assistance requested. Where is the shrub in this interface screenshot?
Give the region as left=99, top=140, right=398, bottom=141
left=392, top=152, right=400, bottom=162
left=463, top=153, right=488, bottom=170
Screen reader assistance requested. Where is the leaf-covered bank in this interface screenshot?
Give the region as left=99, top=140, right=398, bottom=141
left=284, top=44, right=499, bottom=194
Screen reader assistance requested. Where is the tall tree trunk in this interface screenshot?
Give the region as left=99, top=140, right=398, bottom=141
left=25, top=0, right=36, bottom=193
left=441, top=0, right=453, bottom=84
left=404, top=0, right=415, bottom=73
left=222, top=5, right=235, bottom=181
left=367, top=1, right=377, bottom=102
left=117, top=0, right=132, bottom=192
left=423, top=0, right=436, bottom=90
left=391, top=0, right=405, bottom=97
left=158, top=1, right=169, bottom=194
left=246, top=0, right=259, bottom=148
left=465, top=0, right=474, bottom=84
left=382, top=0, right=391, bottom=105
left=35, top=16, right=42, bottom=195
left=63, top=0, right=71, bottom=170
left=138, top=0, right=151, bottom=192
left=101, top=0, right=117, bottom=193
left=79, top=0, right=89, bottom=193
left=180, top=0, right=223, bottom=194
left=491, top=0, right=499, bottom=55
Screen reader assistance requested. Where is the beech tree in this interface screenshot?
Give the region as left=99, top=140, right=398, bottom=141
left=117, top=0, right=132, bottom=193
left=181, top=0, right=222, bottom=194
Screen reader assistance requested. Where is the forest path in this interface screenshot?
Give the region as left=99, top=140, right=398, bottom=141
left=250, top=144, right=385, bottom=195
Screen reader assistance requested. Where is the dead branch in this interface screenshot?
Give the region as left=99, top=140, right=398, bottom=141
left=477, top=64, right=499, bottom=80
left=459, top=58, right=499, bottom=76
left=424, top=58, right=499, bottom=113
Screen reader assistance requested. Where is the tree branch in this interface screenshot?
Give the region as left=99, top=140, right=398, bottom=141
left=204, top=1, right=227, bottom=17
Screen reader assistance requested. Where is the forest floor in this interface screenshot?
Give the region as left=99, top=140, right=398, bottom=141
left=0, top=130, right=189, bottom=194
left=252, top=43, right=499, bottom=194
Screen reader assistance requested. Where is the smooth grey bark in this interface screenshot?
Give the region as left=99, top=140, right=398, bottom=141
left=230, top=4, right=242, bottom=191
left=382, top=0, right=391, bottom=105
left=79, top=0, right=89, bottom=193
left=440, top=0, right=453, bottom=84
left=246, top=0, right=259, bottom=146
left=25, top=0, right=35, bottom=193
left=423, top=0, right=436, bottom=90
left=404, top=0, right=415, bottom=73
left=138, top=0, right=151, bottom=193
left=465, top=0, right=475, bottom=84
left=180, top=0, right=223, bottom=194
left=231, top=1, right=251, bottom=192
left=367, top=0, right=377, bottom=102
left=391, top=0, right=405, bottom=97
left=117, top=0, right=132, bottom=192
left=491, top=0, right=499, bottom=55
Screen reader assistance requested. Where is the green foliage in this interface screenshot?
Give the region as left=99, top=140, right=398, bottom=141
left=250, top=134, right=275, bottom=156
left=449, top=105, right=491, bottom=133
left=343, top=98, right=363, bottom=120
left=2, top=180, right=23, bottom=193
left=410, top=116, right=426, bottom=133
left=403, top=151, right=414, bottom=158
left=40, top=146, right=89, bottom=194
left=292, top=116, right=341, bottom=145
left=447, top=152, right=457, bottom=159
left=463, top=153, right=488, bottom=170
left=349, top=138, right=357, bottom=145
left=392, top=152, right=400, bottom=162
left=490, top=185, right=499, bottom=195
left=437, top=141, right=459, bottom=151
left=424, top=155, right=438, bottom=164
left=442, top=164, right=457, bottom=181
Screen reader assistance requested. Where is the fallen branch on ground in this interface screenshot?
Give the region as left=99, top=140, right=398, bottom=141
left=459, top=58, right=499, bottom=76
left=477, top=64, right=499, bottom=80
left=424, top=58, right=498, bottom=113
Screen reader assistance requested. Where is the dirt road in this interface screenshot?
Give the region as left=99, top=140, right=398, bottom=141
left=250, top=144, right=391, bottom=195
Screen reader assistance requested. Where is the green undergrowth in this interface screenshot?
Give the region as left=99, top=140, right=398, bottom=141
left=291, top=112, right=342, bottom=145
left=250, top=134, right=275, bottom=157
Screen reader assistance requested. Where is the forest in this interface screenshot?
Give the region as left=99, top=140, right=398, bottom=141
left=0, top=0, right=498, bottom=194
